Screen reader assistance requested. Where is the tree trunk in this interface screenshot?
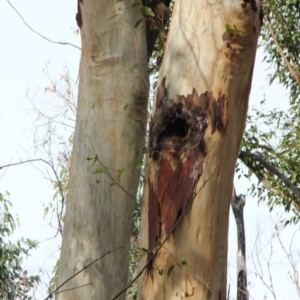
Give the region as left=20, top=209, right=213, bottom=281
left=56, top=1, right=148, bottom=299
left=231, top=190, right=248, bottom=300
left=138, top=1, right=262, bottom=299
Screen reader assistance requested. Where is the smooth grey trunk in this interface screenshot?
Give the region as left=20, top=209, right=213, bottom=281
left=231, top=190, right=248, bottom=300
left=56, top=1, right=148, bottom=299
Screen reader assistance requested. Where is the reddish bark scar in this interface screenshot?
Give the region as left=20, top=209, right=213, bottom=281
left=147, top=78, right=228, bottom=258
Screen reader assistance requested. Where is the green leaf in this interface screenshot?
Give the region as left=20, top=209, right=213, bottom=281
left=225, top=23, right=231, bottom=31
left=157, top=267, right=163, bottom=275
left=93, top=156, right=98, bottom=165
left=129, top=63, right=138, bottom=73
left=133, top=160, right=143, bottom=169
left=140, top=6, right=155, bottom=17
left=135, top=119, right=144, bottom=130
left=167, top=265, right=175, bottom=278
left=43, top=207, right=49, bottom=219
left=93, top=167, right=109, bottom=174
left=131, top=2, right=140, bottom=7
left=118, top=169, right=126, bottom=181
left=181, top=260, right=188, bottom=265
left=134, top=19, right=143, bottom=28
left=155, top=240, right=161, bottom=247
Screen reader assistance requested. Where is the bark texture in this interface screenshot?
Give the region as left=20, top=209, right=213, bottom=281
left=138, top=1, right=262, bottom=299
left=56, top=1, right=148, bottom=299
left=231, top=190, right=248, bottom=300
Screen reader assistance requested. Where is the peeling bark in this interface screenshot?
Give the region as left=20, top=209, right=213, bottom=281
left=146, top=78, right=231, bottom=259
left=139, top=1, right=262, bottom=299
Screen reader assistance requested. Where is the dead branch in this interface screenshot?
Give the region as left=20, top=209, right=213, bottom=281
left=7, top=0, right=81, bottom=50
left=0, top=158, right=65, bottom=234
left=44, top=247, right=123, bottom=300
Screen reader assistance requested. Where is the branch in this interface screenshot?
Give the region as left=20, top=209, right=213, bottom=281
left=7, top=0, right=81, bottom=50
left=247, top=151, right=300, bottom=201
left=44, top=247, right=123, bottom=300
left=95, top=155, right=137, bottom=202
left=266, top=17, right=300, bottom=88
left=87, top=137, right=137, bottom=202
left=239, top=150, right=300, bottom=214
left=0, top=158, right=66, bottom=233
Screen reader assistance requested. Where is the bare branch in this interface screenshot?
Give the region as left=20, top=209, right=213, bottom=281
left=0, top=158, right=66, bottom=233
left=44, top=247, right=123, bottom=300
left=87, top=137, right=137, bottom=202
left=250, top=152, right=300, bottom=201
left=239, top=150, right=300, bottom=212
left=7, top=0, right=81, bottom=50
left=266, top=17, right=300, bottom=88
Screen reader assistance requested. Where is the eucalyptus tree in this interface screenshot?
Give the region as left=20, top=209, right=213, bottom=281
left=56, top=1, right=262, bottom=299
left=239, top=0, right=300, bottom=223
left=56, top=2, right=149, bottom=299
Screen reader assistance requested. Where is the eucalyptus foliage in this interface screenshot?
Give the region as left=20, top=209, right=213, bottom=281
left=262, top=0, right=300, bottom=103
left=0, top=192, right=40, bottom=300
left=239, top=0, right=300, bottom=223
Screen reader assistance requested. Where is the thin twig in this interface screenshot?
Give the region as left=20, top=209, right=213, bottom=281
left=0, top=158, right=65, bottom=233
left=250, top=152, right=300, bottom=200
left=0, top=157, right=13, bottom=181
left=6, top=0, right=81, bottom=50
left=54, top=283, right=94, bottom=295
left=44, top=247, right=123, bottom=300
left=87, top=137, right=137, bottom=202
left=266, top=17, right=300, bottom=88
left=95, top=155, right=137, bottom=201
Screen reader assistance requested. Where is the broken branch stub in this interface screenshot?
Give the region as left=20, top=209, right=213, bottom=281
left=147, top=78, right=229, bottom=259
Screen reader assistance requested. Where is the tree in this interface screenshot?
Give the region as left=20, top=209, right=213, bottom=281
left=237, top=0, right=300, bottom=224
left=5, top=0, right=300, bottom=298
left=55, top=0, right=262, bottom=299
left=138, top=1, right=262, bottom=299
left=56, top=1, right=149, bottom=299
left=0, top=192, right=40, bottom=299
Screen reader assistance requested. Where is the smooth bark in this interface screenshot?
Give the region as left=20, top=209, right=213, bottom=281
left=56, top=1, right=148, bottom=299
left=231, top=190, right=248, bottom=300
left=138, top=1, right=262, bottom=299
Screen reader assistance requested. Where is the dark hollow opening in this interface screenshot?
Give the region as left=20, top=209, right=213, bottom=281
left=163, top=118, right=189, bottom=139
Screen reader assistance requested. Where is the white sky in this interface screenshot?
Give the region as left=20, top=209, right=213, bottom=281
left=0, top=1, right=299, bottom=299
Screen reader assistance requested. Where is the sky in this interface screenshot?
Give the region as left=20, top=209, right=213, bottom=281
left=0, top=1, right=299, bottom=299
